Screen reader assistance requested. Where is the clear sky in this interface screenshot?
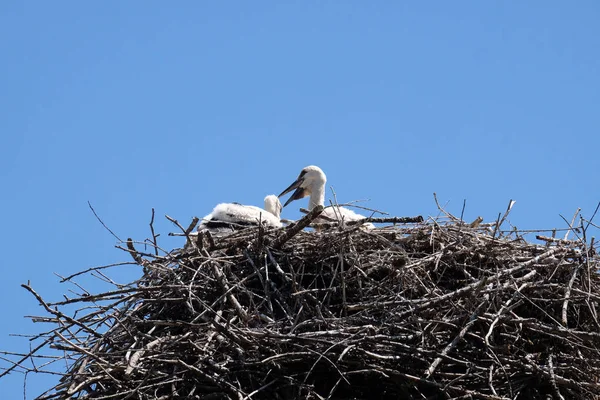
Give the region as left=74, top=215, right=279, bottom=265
left=1, top=2, right=599, bottom=397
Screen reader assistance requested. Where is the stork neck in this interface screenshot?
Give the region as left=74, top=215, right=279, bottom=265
left=309, top=185, right=325, bottom=210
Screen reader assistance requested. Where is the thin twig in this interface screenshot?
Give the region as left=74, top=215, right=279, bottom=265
left=88, top=201, right=122, bottom=242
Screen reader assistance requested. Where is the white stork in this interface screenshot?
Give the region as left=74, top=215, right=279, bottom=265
left=197, top=195, right=283, bottom=235
left=278, top=165, right=374, bottom=229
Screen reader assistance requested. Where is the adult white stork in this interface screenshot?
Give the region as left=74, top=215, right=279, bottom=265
left=197, top=195, right=283, bottom=235
left=278, top=165, right=374, bottom=229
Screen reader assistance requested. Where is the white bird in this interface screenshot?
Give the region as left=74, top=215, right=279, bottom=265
left=278, top=165, right=374, bottom=229
left=197, top=195, right=283, bottom=235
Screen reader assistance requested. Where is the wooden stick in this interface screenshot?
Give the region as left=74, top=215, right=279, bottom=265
left=272, top=205, right=324, bottom=249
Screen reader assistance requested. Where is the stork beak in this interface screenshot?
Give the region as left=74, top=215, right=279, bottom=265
left=278, top=178, right=308, bottom=208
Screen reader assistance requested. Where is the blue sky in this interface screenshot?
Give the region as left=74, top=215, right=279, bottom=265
left=1, top=2, right=599, bottom=397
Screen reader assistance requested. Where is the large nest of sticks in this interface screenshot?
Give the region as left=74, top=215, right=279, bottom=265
left=3, top=204, right=600, bottom=399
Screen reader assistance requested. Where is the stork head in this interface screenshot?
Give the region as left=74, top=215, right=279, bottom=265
left=263, top=195, right=283, bottom=219
left=278, top=165, right=327, bottom=208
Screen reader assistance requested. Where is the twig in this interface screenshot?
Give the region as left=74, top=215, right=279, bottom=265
left=497, top=199, right=516, bottom=231
left=536, top=235, right=582, bottom=246
left=88, top=201, right=122, bottom=242
left=149, top=208, right=159, bottom=256
left=272, top=205, right=324, bottom=249
left=433, top=192, right=459, bottom=222
left=126, top=238, right=144, bottom=264
left=21, top=284, right=102, bottom=338
left=299, top=208, right=423, bottom=225
left=562, top=262, right=583, bottom=327
left=562, top=208, right=581, bottom=241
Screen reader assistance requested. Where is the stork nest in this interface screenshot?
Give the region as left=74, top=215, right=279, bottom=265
left=3, top=205, right=600, bottom=400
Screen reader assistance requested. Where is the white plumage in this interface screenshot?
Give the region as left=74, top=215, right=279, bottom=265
left=278, top=165, right=374, bottom=229
left=263, top=195, right=282, bottom=221
left=197, top=195, right=283, bottom=234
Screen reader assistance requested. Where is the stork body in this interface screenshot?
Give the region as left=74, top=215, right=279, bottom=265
left=197, top=195, right=283, bottom=235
